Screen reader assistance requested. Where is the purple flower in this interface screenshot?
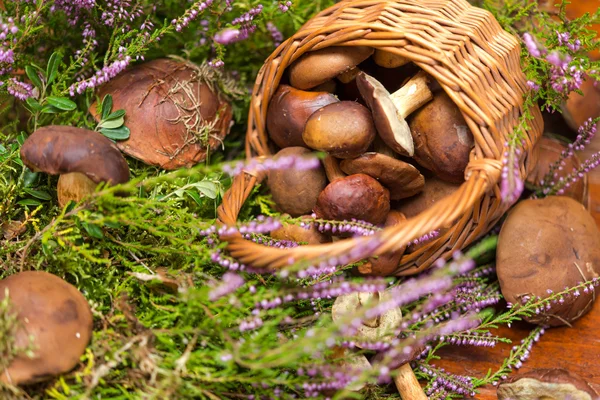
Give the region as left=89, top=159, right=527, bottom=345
left=68, top=56, right=131, bottom=96
left=267, top=22, right=283, bottom=47
left=208, top=272, right=245, bottom=300
left=523, top=33, right=545, bottom=58
left=213, top=28, right=241, bottom=45
left=500, top=143, right=524, bottom=204
left=6, top=78, right=34, bottom=101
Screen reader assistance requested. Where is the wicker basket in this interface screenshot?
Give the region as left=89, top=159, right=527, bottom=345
left=217, top=0, right=544, bottom=276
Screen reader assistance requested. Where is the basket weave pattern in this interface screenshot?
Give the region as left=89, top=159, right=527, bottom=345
left=217, top=0, right=543, bottom=275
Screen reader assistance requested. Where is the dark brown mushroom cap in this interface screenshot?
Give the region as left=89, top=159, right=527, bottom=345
left=266, top=85, right=338, bottom=149
left=267, top=147, right=328, bottom=217
left=527, top=136, right=587, bottom=205
left=498, top=368, right=599, bottom=400
left=408, top=91, right=474, bottom=183
left=303, top=101, right=376, bottom=159
left=358, top=211, right=407, bottom=276
left=496, top=196, right=600, bottom=326
left=314, top=174, right=390, bottom=225
left=0, top=271, right=93, bottom=385
left=89, top=58, right=233, bottom=170
left=340, top=153, right=425, bottom=200
left=288, top=46, right=374, bottom=90
left=356, top=72, right=414, bottom=157
left=20, top=126, right=130, bottom=185
left=394, top=177, right=461, bottom=219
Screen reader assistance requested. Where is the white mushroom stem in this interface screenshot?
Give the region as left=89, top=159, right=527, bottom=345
left=374, top=51, right=410, bottom=68
left=394, top=363, right=428, bottom=400
left=323, top=155, right=346, bottom=182
left=337, top=66, right=361, bottom=84
left=390, top=71, right=433, bottom=118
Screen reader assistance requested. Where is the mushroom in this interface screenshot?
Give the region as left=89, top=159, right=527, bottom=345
left=357, top=211, right=407, bottom=276
left=408, top=91, right=475, bottom=183
left=322, top=154, right=346, bottom=182
left=288, top=46, right=374, bottom=90
left=89, top=58, right=234, bottom=170
left=270, top=216, right=331, bottom=244
left=267, top=147, right=327, bottom=217
left=332, top=291, right=426, bottom=399
left=266, top=85, right=339, bottom=149
left=497, top=368, right=599, bottom=400
left=314, top=174, right=390, bottom=225
left=563, top=74, right=600, bottom=132
left=373, top=51, right=410, bottom=69
left=356, top=70, right=433, bottom=157
left=0, top=271, right=93, bottom=385
left=328, top=346, right=373, bottom=392
left=19, top=126, right=130, bottom=208
left=496, top=196, right=600, bottom=326
left=526, top=136, right=588, bottom=206
left=340, top=153, right=425, bottom=200
left=303, top=101, right=376, bottom=159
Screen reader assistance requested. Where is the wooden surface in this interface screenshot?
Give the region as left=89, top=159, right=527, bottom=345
left=434, top=152, right=600, bottom=399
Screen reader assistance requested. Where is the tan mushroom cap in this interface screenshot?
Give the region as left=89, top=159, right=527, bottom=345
left=498, top=368, right=599, bottom=400
left=373, top=50, right=410, bottom=68
left=340, top=153, right=425, bottom=200
left=288, top=46, right=374, bottom=90
left=563, top=74, right=600, bottom=132
left=89, top=58, right=233, bottom=170
left=20, top=126, right=130, bottom=185
left=266, top=85, right=338, bottom=149
left=0, top=271, right=93, bottom=385
left=270, top=216, right=331, bottom=244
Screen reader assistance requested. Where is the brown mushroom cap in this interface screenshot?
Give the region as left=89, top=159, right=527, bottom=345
left=270, top=217, right=331, bottom=245
left=340, top=153, right=425, bottom=200
left=358, top=211, right=407, bottom=276
left=303, top=101, right=376, bottom=159
left=563, top=75, right=600, bottom=132
left=496, top=196, right=600, bottom=326
left=267, top=147, right=327, bottom=217
left=373, top=51, right=410, bottom=69
left=288, top=46, right=374, bottom=90
left=89, top=58, right=233, bottom=170
left=526, top=136, right=588, bottom=205
left=314, top=174, right=390, bottom=225
left=266, top=85, right=338, bottom=149
left=20, top=126, right=130, bottom=185
left=394, top=177, right=461, bottom=219
left=498, top=369, right=599, bottom=400
left=0, top=271, right=93, bottom=385
left=408, top=91, right=474, bottom=183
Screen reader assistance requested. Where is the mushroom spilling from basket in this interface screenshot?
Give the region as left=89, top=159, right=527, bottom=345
left=265, top=49, right=489, bottom=275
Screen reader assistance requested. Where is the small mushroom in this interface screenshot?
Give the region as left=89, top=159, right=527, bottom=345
left=408, top=91, right=475, bottom=183
left=288, top=46, right=374, bottom=90
left=89, top=58, right=234, bottom=170
left=496, top=196, right=600, bottom=326
left=328, top=346, right=373, bottom=392
left=357, top=211, right=407, bottom=276
left=267, top=147, right=327, bottom=217
left=563, top=74, right=600, bottom=132
left=340, top=153, right=425, bottom=200
left=19, top=126, right=130, bottom=208
left=356, top=70, right=433, bottom=157
left=373, top=51, right=410, bottom=69
left=497, top=368, right=599, bottom=400
left=266, top=85, right=339, bottom=149
left=0, top=271, right=93, bottom=385
left=526, top=136, right=588, bottom=206
left=270, top=216, right=331, bottom=244
left=303, top=101, right=376, bottom=159
left=314, top=174, right=390, bottom=225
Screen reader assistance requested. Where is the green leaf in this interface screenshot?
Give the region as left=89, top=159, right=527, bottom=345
left=105, top=109, right=126, bottom=120
left=186, top=190, right=203, bottom=206
left=46, top=52, right=63, bottom=85
left=0, top=144, right=5, bottom=153
left=22, top=188, right=51, bottom=200
left=101, top=94, right=113, bottom=119
left=25, top=65, right=43, bottom=89
left=17, top=198, right=41, bottom=207
left=46, top=96, right=77, bottom=111
left=98, top=117, right=124, bottom=129
left=41, top=104, right=61, bottom=114
left=100, top=126, right=130, bottom=140
left=190, top=181, right=218, bottom=199
left=82, top=222, right=103, bottom=239
left=23, top=170, right=38, bottom=187
left=26, top=98, right=42, bottom=112
left=104, top=221, right=121, bottom=229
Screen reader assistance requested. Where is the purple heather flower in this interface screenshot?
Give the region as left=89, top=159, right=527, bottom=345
left=208, top=272, right=245, bottom=300
left=68, top=56, right=131, bottom=96
left=267, top=22, right=283, bottom=47
left=500, top=143, right=524, bottom=204
left=6, top=78, right=34, bottom=101
left=223, top=154, right=320, bottom=176
left=523, top=33, right=545, bottom=58
left=213, top=28, right=241, bottom=45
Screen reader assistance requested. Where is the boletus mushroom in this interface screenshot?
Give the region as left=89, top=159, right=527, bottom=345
left=0, top=271, right=93, bottom=385
left=496, top=196, right=600, bottom=326
left=267, top=147, right=327, bottom=217
left=408, top=91, right=474, bottom=183
left=303, top=101, right=376, bottom=159
left=266, top=85, right=338, bottom=149
left=526, top=136, right=588, bottom=206
left=89, top=58, right=234, bottom=170
left=373, top=50, right=410, bottom=69
left=357, top=211, right=407, bottom=276
left=356, top=70, right=433, bottom=157
left=340, top=153, right=425, bottom=200
left=563, top=74, right=600, bottom=133
left=20, top=126, right=130, bottom=208
left=497, top=368, right=599, bottom=400
left=288, top=46, right=374, bottom=90
left=270, top=216, right=331, bottom=244
left=314, top=174, right=390, bottom=225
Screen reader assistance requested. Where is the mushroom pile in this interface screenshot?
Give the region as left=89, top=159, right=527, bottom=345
left=266, top=47, right=473, bottom=274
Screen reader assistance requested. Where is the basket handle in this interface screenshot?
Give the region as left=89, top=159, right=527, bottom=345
left=217, top=157, right=502, bottom=269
